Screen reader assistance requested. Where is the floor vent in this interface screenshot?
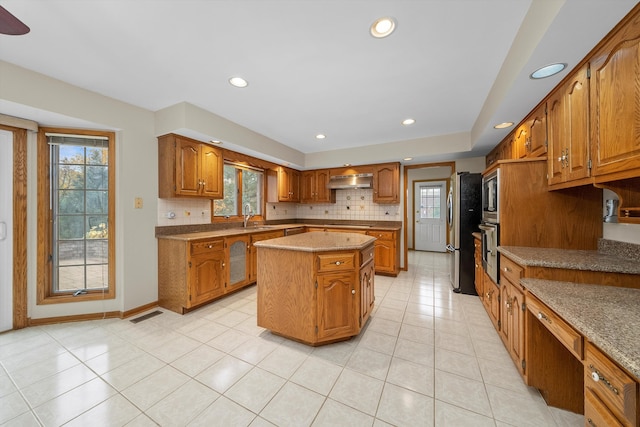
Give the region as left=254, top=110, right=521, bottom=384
left=130, top=310, right=162, bottom=324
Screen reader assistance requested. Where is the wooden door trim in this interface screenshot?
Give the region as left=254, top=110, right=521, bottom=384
left=403, top=162, right=455, bottom=270
left=1, top=125, right=28, bottom=329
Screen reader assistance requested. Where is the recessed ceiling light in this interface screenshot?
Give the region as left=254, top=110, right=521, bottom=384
left=530, top=63, right=567, bottom=79
left=494, top=122, right=514, bottom=129
left=229, top=76, right=248, bottom=88
left=344, top=163, right=351, bottom=167
left=403, top=157, right=413, bottom=161
left=402, top=118, right=415, bottom=126
left=370, top=17, right=396, bottom=38
left=316, top=134, right=326, bottom=140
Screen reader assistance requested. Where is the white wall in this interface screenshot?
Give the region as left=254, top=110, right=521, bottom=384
left=2, top=61, right=158, bottom=317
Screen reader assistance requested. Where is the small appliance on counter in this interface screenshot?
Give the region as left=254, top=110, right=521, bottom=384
left=604, top=199, right=618, bottom=223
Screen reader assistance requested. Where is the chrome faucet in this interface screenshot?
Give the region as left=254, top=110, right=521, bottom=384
left=243, top=203, right=254, bottom=228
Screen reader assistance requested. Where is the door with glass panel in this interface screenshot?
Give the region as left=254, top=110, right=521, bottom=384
left=414, top=181, right=447, bottom=252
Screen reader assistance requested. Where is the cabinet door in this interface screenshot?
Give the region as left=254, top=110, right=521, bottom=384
left=189, top=250, right=225, bottom=307
left=514, top=126, right=528, bottom=159
left=547, top=88, right=566, bottom=186
left=176, top=138, right=201, bottom=196
left=277, top=167, right=291, bottom=201
left=300, top=171, right=315, bottom=203
left=565, top=65, right=591, bottom=182
left=200, top=144, right=223, bottom=198
left=499, top=280, right=511, bottom=346
left=317, top=272, right=358, bottom=340
left=590, top=26, right=640, bottom=179
left=226, top=236, right=250, bottom=290
left=249, top=230, right=284, bottom=282
left=373, top=239, right=395, bottom=274
left=289, top=170, right=300, bottom=202
left=509, top=283, right=525, bottom=375
left=359, top=261, right=374, bottom=325
left=499, top=134, right=514, bottom=161
left=373, top=163, right=399, bottom=203
left=528, top=105, right=547, bottom=157
left=474, top=239, right=484, bottom=299
left=315, top=169, right=333, bottom=203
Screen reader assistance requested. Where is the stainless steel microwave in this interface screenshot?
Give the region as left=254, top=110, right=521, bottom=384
left=482, top=168, right=500, bottom=223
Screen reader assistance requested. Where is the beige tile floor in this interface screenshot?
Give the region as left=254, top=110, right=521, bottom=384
left=0, top=251, right=584, bottom=426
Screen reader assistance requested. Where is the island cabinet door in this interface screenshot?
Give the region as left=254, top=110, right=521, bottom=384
left=360, top=262, right=375, bottom=326
left=317, top=272, right=358, bottom=340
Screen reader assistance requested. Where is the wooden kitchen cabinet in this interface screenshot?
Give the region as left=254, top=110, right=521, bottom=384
left=482, top=272, right=500, bottom=331
left=584, top=342, right=639, bottom=427
left=158, top=134, right=223, bottom=199
left=359, top=245, right=375, bottom=326
left=367, top=229, right=400, bottom=276
left=225, top=235, right=251, bottom=291
left=249, top=230, right=284, bottom=283
left=276, top=166, right=300, bottom=202
left=473, top=236, right=484, bottom=299
left=300, top=169, right=335, bottom=204
left=547, top=63, right=591, bottom=188
left=257, top=241, right=375, bottom=345
left=372, top=162, right=400, bottom=203
left=590, top=7, right=640, bottom=182
left=158, top=237, right=226, bottom=314
left=499, top=255, right=526, bottom=377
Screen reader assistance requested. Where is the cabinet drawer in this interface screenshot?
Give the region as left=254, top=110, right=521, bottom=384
left=191, top=240, right=224, bottom=255
left=526, top=294, right=583, bottom=359
left=585, top=342, right=638, bottom=426
left=317, top=253, right=356, bottom=273
left=367, top=230, right=394, bottom=241
left=585, top=388, right=625, bottom=427
left=500, top=255, right=523, bottom=285
left=360, top=245, right=375, bottom=267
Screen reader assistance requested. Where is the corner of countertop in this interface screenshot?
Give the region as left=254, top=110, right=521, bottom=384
left=598, top=238, right=640, bottom=262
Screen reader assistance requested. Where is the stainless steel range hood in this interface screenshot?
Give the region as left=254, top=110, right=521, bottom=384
left=327, top=173, right=373, bottom=189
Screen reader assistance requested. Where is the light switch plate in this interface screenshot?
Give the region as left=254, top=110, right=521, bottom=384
left=134, top=197, right=143, bottom=209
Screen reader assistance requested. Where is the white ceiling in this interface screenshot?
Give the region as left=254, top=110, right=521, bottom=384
left=0, top=0, right=637, bottom=167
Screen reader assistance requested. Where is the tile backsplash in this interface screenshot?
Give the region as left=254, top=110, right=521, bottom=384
left=157, top=198, right=211, bottom=226
left=158, top=189, right=400, bottom=226
left=268, top=188, right=401, bottom=222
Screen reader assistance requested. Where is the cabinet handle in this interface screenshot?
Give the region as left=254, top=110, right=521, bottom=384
left=588, top=365, right=619, bottom=395
left=207, top=245, right=212, bottom=249
left=587, top=418, right=596, bottom=427
left=505, top=297, right=512, bottom=314
left=351, top=289, right=356, bottom=295
left=222, top=262, right=225, bottom=268
left=503, top=266, right=511, bottom=272
left=537, top=312, right=552, bottom=324
left=334, top=261, right=342, bottom=266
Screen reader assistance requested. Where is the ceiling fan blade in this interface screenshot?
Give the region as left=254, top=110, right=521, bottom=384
left=0, top=5, right=30, bottom=35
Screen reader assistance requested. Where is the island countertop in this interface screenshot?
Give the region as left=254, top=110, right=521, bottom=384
left=522, top=278, right=640, bottom=380
left=254, top=231, right=376, bottom=252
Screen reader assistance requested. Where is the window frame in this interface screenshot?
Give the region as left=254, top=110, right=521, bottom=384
left=37, top=128, right=116, bottom=304
left=212, top=161, right=266, bottom=223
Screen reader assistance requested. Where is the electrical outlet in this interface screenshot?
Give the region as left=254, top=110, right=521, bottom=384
left=134, top=197, right=143, bottom=209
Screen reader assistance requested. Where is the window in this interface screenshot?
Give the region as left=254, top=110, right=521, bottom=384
left=214, top=163, right=263, bottom=218
left=419, top=186, right=441, bottom=219
left=37, top=129, right=115, bottom=303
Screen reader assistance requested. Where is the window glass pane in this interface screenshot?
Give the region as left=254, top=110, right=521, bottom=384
left=86, top=147, right=108, bottom=165
left=57, top=266, right=84, bottom=291
left=58, top=216, right=85, bottom=239
left=86, top=216, right=108, bottom=239
left=86, top=240, right=108, bottom=264
left=242, top=169, right=263, bottom=215
left=86, top=265, right=108, bottom=289
left=419, top=186, right=441, bottom=219
left=58, top=190, right=85, bottom=214
left=58, top=241, right=84, bottom=266
left=86, top=191, right=108, bottom=214
left=214, top=164, right=238, bottom=216
left=86, top=165, right=108, bottom=189
left=59, top=145, right=84, bottom=164
left=58, top=165, right=84, bottom=189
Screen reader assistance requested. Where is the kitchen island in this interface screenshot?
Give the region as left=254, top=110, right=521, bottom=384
left=255, top=231, right=376, bottom=345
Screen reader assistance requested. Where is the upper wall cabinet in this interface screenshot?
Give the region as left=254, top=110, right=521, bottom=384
left=547, top=63, right=591, bottom=188
left=300, top=169, right=335, bottom=204
left=276, top=166, right=300, bottom=202
left=514, top=103, right=547, bottom=160
left=590, top=9, right=640, bottom=182
left=158, top=134, right=223, bottom=199
left=372, top=162, right=400, bottom=203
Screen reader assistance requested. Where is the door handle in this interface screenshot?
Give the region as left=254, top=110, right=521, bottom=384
left=0, top=222, right=6, bottom=241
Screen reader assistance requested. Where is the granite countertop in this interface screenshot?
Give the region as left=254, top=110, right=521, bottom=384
left=254, top=231, right=376, bottom=252
left=157, top=223, right=400, bottom=241
left=522, top=278, right=640, bottom=380
left=498, top=246, right=640, bottom=275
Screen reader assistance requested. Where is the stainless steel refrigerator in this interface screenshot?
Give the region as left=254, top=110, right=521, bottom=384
left=446, top=172, right=482, bottom=294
